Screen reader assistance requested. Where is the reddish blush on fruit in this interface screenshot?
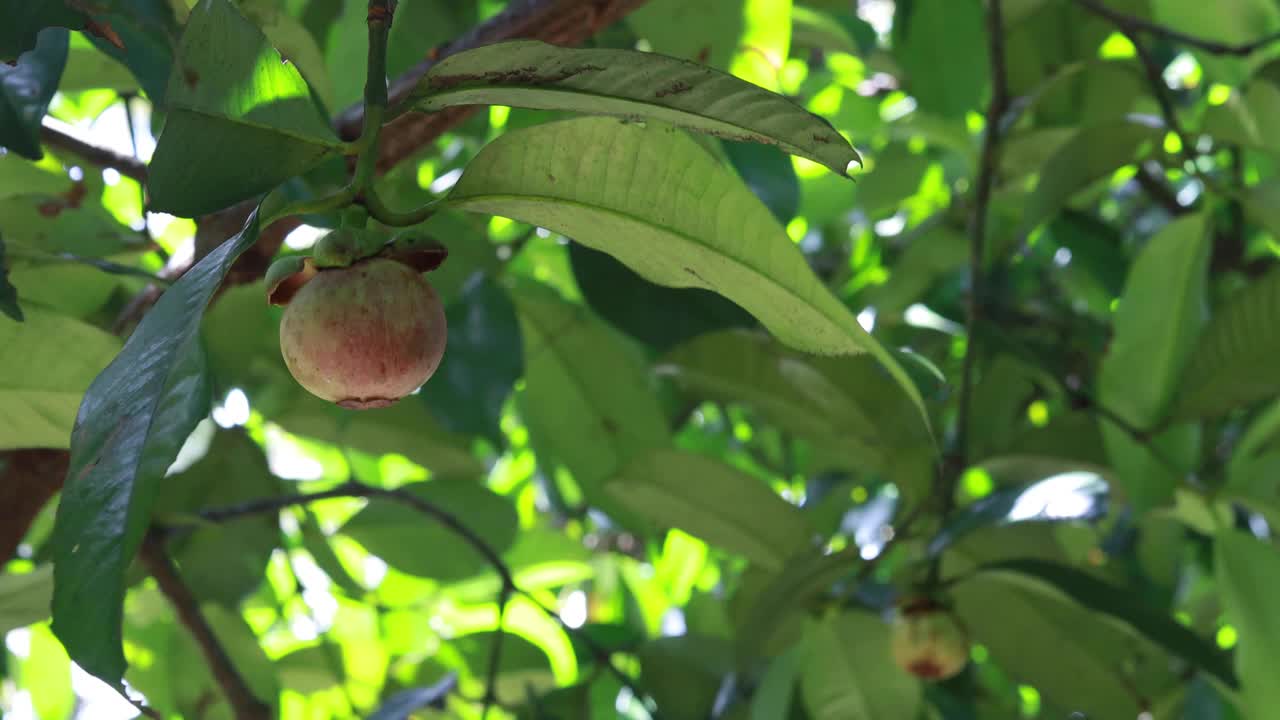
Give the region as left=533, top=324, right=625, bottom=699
left=890, top=598, right=970, bottom=681
left=279, top=258, right=446, bottom=409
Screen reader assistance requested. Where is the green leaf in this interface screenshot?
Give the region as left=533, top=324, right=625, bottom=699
left=607, top=449, right=810, bottom=570
left=448, top=117, right=927, bottom=426
left=896, top=0, right=987, bottom=118
left=732, top=547, right=860, bottom=660
left=569, top=242, right=755, bottom=353
left=341, top=481, right=518, bottom=580
left=299, top=513, right=366, bottom=597
left=148, top=0, right=341, bottom=216
left=0, top=193, right=143, bottom=258
left=1017, top=120, right=1162, bottom=239
left=801, top=611, right=921, bottom=720
left=638, top=634, right=733, bottom=720
left=85, top=0, right=179, bottom=105
left=752, top=645, right=803, bottom=720
left=953, top=564, right=1175, bottom=718
left=367, top=675, right=457, bottom=720
left=1215, top=530, right=1280, bottom=719
left=1171, top=270, right=1280, bottom=420
left=512, top=283, right=670, bottom=529
left=0, top=28, right=68, bottom=160
left=0, top=566, right=53, bottom=635
left=628, top=0, right=746, bottom=71
left=414, top=40, right=861, bottom=176
left=422, top=275, right=522, bottom=444
left=15, top=623, right=74, bottom=720
left=969, top=559, right=1236, bottom=688
left=237, top=0, right=335, bottom=109
left=656, top=330, right=932, bottom=473
left=50, top=208, right=261, bottom=689
left=0, top=306, right=121, bottom=450
left=724, top=140, right=800, bottom=223
left=0, top=235, right=21, bottom=321
left=152, top=431, right=280, bottom=605
left=1101, top=212, right=1210, bottom=428
left=0, top=1, right=84, bottom=64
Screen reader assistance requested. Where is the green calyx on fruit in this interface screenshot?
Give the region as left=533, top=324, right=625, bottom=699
left=890, top=597, right=970, bottom=681
left=278, top=256, right=447, bottom=409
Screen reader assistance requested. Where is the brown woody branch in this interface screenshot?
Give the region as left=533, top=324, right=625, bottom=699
left=138, top=533, right=272, bottom=720
left=40, top=118, right=149, bottom=183
left=1071, top=0, right=1280, bottom=56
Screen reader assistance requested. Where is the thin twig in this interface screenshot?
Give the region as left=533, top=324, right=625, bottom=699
left=138, top=532, right=272, bottom=720
left=39, top=118, right=148, bottom=182
left=950, top=0, right=1011, bottom=498
left=1071, top=0, right=1280, bottom=56
left=482, top=584, right=514, bottom=719
left=184, top=480, right=661, bottom=716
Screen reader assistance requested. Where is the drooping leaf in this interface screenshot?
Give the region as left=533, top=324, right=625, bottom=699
left=148, top=0, right=342, bottom=216
left=0, top=28, right=69, bottom=160
left=732, top=547, right=860, bottom=660
left=0, top=235, right=21, bottom=321
left=84, top=0, right=179, bottom=104
left=928, top=470, right=1110, bottom=556
left=512, top=283, right=670, bottom=529
left=50, top=208, right=261, bottom=689
left=0, top=306, right=121, bottom=450
left=421, top=275, right=523, bottom=444
left=447, top=116, right=927, bottom=426
left=607, top=449, right=810, bottom=570
left=969, top=559, right=1235, bottom=688
left=0, top=566, right=53, bottom=635
left=1172, top=270, right=1280, bottom=420
left=413, top=40, right=861, bottom=176
left=655, top=329, right=933, bottom=474
left=0, top=1, right=83, bottom=64
left=752, top=645, right=803, bottom=720
left=570, top=242, right=755, bottom=353
left=801, top=611, right=921, bottom=720
left=341, top=481, right=518, bottom=581
left=1215, top=530, right=1280, bottom=718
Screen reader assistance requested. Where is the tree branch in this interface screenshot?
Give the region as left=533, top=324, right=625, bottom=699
left=138, top=532, right=272, bottom=720
left=1071, top=0, right=1280, bottom=56
left=40, top=118, right=148, bottom=183
left=482, top=584, right=513, bottom=719
left=952, top=0, right=1010, bottom=482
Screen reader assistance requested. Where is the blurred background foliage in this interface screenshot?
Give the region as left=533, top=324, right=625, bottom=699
left=5, top=0, right=1280, bottom=718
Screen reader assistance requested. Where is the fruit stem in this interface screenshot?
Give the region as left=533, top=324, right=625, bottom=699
left=351, top=1, right=393, bottom=193
left=362, top=187, right=440, bottom=226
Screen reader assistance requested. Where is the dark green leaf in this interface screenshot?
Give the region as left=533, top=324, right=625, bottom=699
left=422, top=275, right=522, bottom=444
left=1173, top=269, right=1280, bottom=421
left=1215, top=530, right=1280, bottom=717
left=414, top=40, right=861, bottom=176
left=732, top=547, right=860, bottom=660
left=897, top=0, right=987, bottom=118
left=340, top=481, right=517, bottom=580
left=85, top=0, right=179, bottom=104
left=628, top=0, right=744, bottom=71
left=148, top=0, right=341, bottom=216
left=569, top=242, right=755, bottom=353
left=0, top=1, right=84, bottom=63
left=448, top=117, right=927, bottom=426
left=513, top=282, right=670, bottom=529
left=50, top=208, right=261, bottom=688
left=724, top=140, right=800, bottom=223
left=0, top=28, right=68, bottom=160
left=607, top=449, right=811, bottom=570
left=299, top=515, right=366, bottom=597
left=638, top=634, right=733, bottom=720
left=969, top=558, right=1235, bottom=688
left=751, top=645, right=802, bottom=720
left=0, top=235, right=21, bottom=321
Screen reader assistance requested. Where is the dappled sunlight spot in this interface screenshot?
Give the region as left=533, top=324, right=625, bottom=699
left=71, top=663, right=144, bottom=720
left=262, top=424, right=326, bottom=480
left=904, top=303, right=963, bottom=335
left=560, top=589, right=588, bottom=629
left=5, top=691, right=34, bottom=720
left=1164, top=52, right=1202, bottom=90
left=660, top=608, right=687, bottom=637
left=284, top=223, right=329, bottom=250
left=1216, top=624, right=1238, bottom=649
left=874, top=213, right=906, bottom=236
left=880, top=92, right=917, bottom=122
left=808, top=85, right=843, bottom=117
left=5, top=627, right=30, bottom=658
left=212, top=387, right=251, bottom=428
left=429, top=168, right=462, bottom=194
left=165, top=418, right=216, bottom=476
left=1098, top=32, right=1136, bottom=59
left=1017, top=685, right=1041, bottom=716
left=362, top=555, right=388, bottom=589
left=793, top=155, right=827, bottom=179
left=856, top=307, right=876, bottom=332
left=962, top=468, right=994, bottom=499
left=1007, top=472, right=1108, bottom=523
left=1207, top=84, right=1233, bottom=106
